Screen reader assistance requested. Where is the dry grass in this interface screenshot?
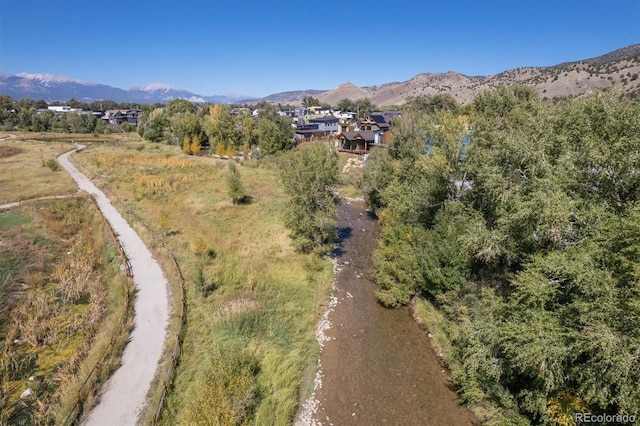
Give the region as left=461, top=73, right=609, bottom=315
left=0, top=146, right=24, bottom=158
left=72, top=141, right=334, bottom=424
left=0, top=133, right=77, bottom=204
left=0, top=131, right=148, bottom=205
left=0, top=198, right=132, bottom=424
left=0, top=132, right=137, bottom=423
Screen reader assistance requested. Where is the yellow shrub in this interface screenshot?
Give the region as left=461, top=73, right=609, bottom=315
left=182, top=135, right=191, bottom=154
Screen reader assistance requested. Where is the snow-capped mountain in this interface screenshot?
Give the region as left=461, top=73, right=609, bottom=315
left=133, top=82, right=179, bottom=92
left=16, top=73, right=92, bottom=85
left=0, top=72, right=135, bottom=102
left=0, top=73, right=252, bottom=104
left=128, top=82, right=207, bottom=103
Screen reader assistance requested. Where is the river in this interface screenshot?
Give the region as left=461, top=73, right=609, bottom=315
left=306, top=199, right=478, bottom=425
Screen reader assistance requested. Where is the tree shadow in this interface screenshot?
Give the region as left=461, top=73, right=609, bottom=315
left=332, top=226, right=352, bottom=258
left=236, top=195, right=253, bottom=205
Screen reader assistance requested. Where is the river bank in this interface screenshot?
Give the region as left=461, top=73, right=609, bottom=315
left=303, top=198, right=477, bottom=425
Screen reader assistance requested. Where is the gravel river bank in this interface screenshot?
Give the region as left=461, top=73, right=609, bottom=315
left=300, top=199, right=477, bottom=425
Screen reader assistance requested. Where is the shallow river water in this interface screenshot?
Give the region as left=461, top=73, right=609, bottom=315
left=307, top=199, right=478, bottom=425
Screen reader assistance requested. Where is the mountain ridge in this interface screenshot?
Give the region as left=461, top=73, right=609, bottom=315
left=259, top=44, right=640, bottom=105
left=0, top=73, right=252, bottom=104
left=1, top=44, right=639, bottom=105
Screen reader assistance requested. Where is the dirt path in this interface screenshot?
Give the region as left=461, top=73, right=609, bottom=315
left=300, top=199, right=477, bottom=425
left=57, top=147, right=170, bottom=425
left=0, top=192, right=85, bottom=211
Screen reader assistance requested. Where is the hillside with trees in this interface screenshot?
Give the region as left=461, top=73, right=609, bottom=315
left=363, top=87, right=640, bottom=423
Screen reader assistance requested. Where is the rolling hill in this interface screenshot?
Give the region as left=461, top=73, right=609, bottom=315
left=308, top=44, right=640, bottom=106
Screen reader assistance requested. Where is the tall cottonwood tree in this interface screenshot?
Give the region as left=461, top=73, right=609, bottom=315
left=170, top=111, right=200, bottom=146
left=278, top=142, right=338, bottom=253
left=203, top=104, right=236, bottom=148
left=139, top=108, right=167, bottom=142
left=366, top=86, right=640, bottom=422
left=256, top=107, right=294, bottom=155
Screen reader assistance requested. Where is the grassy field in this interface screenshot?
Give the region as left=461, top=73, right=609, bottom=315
left=0, top=198, right=132, bottom=424
left=72, top=139, right=335, bottom=424
left=0, top=131, right=143, bottom=204
left=0, top=132, right=138, bottom=424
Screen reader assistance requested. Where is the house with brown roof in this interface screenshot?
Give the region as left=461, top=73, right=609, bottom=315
left=337, top=131, right=376, bottom=154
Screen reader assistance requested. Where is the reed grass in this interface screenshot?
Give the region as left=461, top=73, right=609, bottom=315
left=0, top=198, right=132, bottom=424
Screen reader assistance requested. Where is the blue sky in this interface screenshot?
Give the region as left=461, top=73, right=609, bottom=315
left=0, top=0, right=638, bottom=97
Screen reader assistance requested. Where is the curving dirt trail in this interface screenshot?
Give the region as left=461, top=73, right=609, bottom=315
left=301, top=199, right=478, bottom=425
left=57, top=147, right=170, bottom=425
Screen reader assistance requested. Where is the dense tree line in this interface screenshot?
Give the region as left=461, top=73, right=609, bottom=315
left=0, top=95, right=150, bottom=133
left=0, top=96, right=295, bottom=154
left=0, top=94, right=381, bottom=156
left=364, top=88, right=640, bottom=423
left=137, top=99, right=294, bottom=156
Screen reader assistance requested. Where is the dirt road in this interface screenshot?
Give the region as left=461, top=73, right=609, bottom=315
left=300, top=199, right=477, bottom=425
left=57, top=147, right=170, bottom=425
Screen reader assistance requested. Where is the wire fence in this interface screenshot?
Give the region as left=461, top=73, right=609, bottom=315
left=114, top=203, right=187, bottom=425
left=72, top=154, right=186, bottom=425
left=58, top=193, right=134, bottom=425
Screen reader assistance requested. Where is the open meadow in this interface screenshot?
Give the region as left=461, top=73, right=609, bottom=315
left=71, top=137, right=334, bottom=424
left=0, top=132, right=138, bottom=204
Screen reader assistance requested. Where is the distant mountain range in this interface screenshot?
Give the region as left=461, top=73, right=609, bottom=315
left=0, top=73, right=252, bottom=104
left=1, top=44, right=639, bottom=106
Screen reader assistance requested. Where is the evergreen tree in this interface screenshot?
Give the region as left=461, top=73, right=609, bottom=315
left=225, top=161, right=245, bottom=205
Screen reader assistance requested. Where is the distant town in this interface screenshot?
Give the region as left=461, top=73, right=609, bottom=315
left=35, top=103, right=403, bottom=155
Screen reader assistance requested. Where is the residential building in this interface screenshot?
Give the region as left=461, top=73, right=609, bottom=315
left=308, top=116, right=339, bottom=133
left=102, top=110, right=140, bottom=126
left=337, top=131, right=376, bottom=153
left=48, top=106, right=77, bottom=113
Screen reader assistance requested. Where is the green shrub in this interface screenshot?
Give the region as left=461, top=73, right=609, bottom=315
left=44, top=158, right=60, bottom=171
